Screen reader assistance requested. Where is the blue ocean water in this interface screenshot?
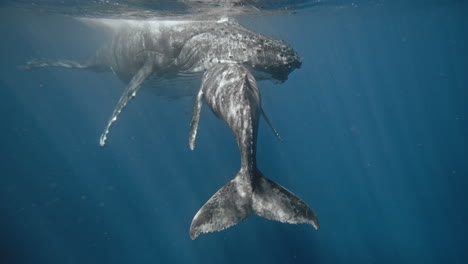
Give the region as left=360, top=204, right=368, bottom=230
left=1, top=1, right=467, bottom=263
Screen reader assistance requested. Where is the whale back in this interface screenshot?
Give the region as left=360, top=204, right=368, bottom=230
left=165, top=20, right=302, bottom=82
left=81, top=18, right=301, bottom=83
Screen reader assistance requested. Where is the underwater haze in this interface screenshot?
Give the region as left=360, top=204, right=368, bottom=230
left=1, top=0, right=468, bottom=263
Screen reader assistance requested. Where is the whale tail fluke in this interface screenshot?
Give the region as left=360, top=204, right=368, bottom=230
left=189, top=169, right=319, bottom=240
left=189, top=174, right=252, bottom=240
left=252, top=169, right=319, bottom=230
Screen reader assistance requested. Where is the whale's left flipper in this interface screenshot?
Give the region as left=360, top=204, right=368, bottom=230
left=100, top=62, right=154, bottom=146
left=19, top=58, right=108, bottom=72
left=20, top=58, right=91, bottom=71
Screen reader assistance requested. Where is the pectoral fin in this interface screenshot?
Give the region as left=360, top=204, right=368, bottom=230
left=261, top=108, right=282, bottom=142
left=100, top=62, right=154, bottom=146
left=189, top=87, right=204, bottom=150
left=19, top=58, right=90, bottom=70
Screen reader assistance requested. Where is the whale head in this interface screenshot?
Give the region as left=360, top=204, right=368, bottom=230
left=247, top=38, right=302, bottom=83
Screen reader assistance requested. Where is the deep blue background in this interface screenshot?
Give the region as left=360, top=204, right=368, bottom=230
left=1, top=1, right=467, bottom=263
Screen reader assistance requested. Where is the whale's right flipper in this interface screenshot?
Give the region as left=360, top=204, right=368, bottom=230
left=100, top=61, right=154, bottom=146
left=261, top=108, right=282, bottom=142
left=189, top=87, right=204, bottom=150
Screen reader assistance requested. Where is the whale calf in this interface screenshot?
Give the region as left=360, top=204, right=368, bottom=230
left=188, top=63, right=318, bottom=239
left=22, top=18, right=301, bottom=146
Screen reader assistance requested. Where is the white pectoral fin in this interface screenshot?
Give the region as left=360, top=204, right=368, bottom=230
left=189, top=87, right=204, bottom=150
left=99, top=62, right=154, bottom=146
left=261, top=108, right=282, bottom=142
left=19, top=58, right=89, bottom=70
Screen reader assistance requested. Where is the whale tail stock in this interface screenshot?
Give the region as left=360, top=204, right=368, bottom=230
left=189, top=168, right=319, bottom=240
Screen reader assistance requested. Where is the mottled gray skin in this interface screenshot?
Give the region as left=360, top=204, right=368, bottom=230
left=22, top=18, right=317, bottom=240
left=188, top=64, right=318, bottom=240
left=92, top=19, right=301, bottom=81
left=22, top=18, right=301, bottom=146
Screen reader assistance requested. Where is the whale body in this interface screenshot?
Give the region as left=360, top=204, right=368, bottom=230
left=22, top=17, right=317, bottom=240
left=23, top=18, right=302, bottom=146
left=188, top=63, right=318, bottom=239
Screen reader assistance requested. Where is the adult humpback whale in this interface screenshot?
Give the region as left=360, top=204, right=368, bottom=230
left=188, top=63, right=319, bottom=239
left=23, top=17, right=302, bottom=146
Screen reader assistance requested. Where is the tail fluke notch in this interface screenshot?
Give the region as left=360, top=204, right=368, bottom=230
left=190, top=169, right=318, bottom=239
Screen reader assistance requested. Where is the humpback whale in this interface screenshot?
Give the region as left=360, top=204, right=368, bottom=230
left=188, top=63, right=319, bottom=239
left=22, top=18, right=302, bottom=146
